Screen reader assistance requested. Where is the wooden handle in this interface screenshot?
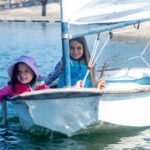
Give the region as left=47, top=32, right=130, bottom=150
left=99, top=61, right=108, bottom=79
left=97, top=61, right=108, bottom=89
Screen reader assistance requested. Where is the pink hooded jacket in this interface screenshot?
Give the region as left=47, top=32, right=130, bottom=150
left=0, top=79, right=49, bottom=102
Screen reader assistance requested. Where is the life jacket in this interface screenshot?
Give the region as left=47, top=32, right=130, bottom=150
left=58, top=58, right=92, bottom=88
left=29, top=76, right=48, bottom=91
left=8, top=76, right=48, bottom=95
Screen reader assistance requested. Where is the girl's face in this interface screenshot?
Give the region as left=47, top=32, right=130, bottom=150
left=17, top=63, right=34, bottom=84
left=69, top=40, right=84, bottom=60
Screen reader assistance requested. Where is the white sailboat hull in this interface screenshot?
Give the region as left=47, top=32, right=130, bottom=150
left=99, top=92, right=150, bottom=127
left=12, top=68, right=150, bottom=136
left=13, top=89, right=102, bottom=136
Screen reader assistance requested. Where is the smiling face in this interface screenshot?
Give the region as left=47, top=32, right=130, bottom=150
left=17, top=63, right=34, bottom=84
left=69, top=40, right=84, bottom=60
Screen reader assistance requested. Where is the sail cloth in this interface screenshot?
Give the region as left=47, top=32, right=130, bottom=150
left=62, top=0, right=150, bottom=24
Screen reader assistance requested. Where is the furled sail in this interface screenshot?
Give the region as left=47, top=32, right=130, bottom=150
left=62, top=0, right=150, bottom=24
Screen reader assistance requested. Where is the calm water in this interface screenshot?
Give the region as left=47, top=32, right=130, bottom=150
left=0, top=22, right=150, bottom=150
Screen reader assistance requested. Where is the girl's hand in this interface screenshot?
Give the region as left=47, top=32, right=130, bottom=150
left=73, top=80, right=85, bottom=88
left=97, top=78, right=105, bottom=89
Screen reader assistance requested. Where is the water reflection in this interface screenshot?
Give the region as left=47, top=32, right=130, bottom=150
left=41, top=22, right=47, bottom=31
left=13, top=127, right=148, bottom=150
left=105, top=129, right=150, bottom=149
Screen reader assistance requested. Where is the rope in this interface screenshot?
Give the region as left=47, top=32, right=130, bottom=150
left=91, top=34, right=110, bottom=67
left=88, top=34, right=100, bottom=68
left=141, top=39, right=150, bottom=56
left=128, top=38, right=150, bottom=67
left=141, top=57, right=150, bottom=68
left=82, top=33, right=111, bottom=86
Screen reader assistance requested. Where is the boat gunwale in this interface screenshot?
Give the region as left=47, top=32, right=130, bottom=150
left=97, top=67, right=150, bottom=72
left=10, top=86, right=150, bottom=101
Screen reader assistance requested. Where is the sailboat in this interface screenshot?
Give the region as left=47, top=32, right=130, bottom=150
left=1, top=0, right=150, bottom=137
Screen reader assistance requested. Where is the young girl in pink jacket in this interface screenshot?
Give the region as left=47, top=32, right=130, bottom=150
left=0, top=55, right=49, bottom=102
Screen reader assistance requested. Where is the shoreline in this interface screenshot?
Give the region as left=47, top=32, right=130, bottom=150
left=0, top=3, right=150, bottom=39
left=0, top=2, right=60, bottom=22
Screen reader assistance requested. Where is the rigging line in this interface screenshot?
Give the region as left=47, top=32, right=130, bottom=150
left=83, top=34, right=100, bottom=86
left=82, top=69, right=90, bottom=87
left=128, top=56, right=150, bottom=68
left=88, top=33, right=100, bottom=67
left=82, top=34, right=111, bottom=87
left=141, top=39, right=150, bottom=56
left=140, top=57, right=150, bottom=68
left=128, top=38, right=150, bottom=67
left=128, top=56, right=140, bottom=60
left=91, top=34, right=111, bottom=67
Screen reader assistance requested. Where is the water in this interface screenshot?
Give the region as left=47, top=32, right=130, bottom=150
left=0, top=22, right=150, bottom=149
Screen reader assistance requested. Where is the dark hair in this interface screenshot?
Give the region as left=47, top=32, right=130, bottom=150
left=11, top=63, right=36, bottom=93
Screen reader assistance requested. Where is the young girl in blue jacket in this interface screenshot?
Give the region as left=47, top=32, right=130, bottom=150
left=45, top=37, right=105, bottom=88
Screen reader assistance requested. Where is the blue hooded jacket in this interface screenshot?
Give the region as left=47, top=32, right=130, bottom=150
left=58, top=58, right=92, bottom=88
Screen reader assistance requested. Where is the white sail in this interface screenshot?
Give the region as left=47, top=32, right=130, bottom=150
left=62, top=0, right=150, bottom=24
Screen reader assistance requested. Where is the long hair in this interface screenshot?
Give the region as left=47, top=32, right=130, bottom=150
left=69, top=37, right=95, bottom=87
left=11, top=63, right=36, bottom=93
